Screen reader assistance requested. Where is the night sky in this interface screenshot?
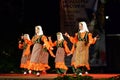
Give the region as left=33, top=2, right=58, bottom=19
left=0, top=0, right=120, bottom=73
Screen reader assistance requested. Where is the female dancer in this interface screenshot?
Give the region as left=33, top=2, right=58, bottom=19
left=65, top=21, right=98, bottom=75
left=48, top=32, right=71, bottom=76
left=18, top=34, right=32, bottom=74
left=28, top=25, right=54, bottom=76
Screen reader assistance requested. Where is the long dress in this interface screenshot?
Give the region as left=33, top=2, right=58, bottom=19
left=50, top=40, right=70, bottom=71
left=28, top=35, right=51, bottom=71
left=18, top=39, right=32, bottom=69
left=69, top=32, right=96, bottom=70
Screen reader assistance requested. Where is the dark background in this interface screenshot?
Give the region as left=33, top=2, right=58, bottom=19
left=0, top=0, right=60, bottom=73
left=0, top=0, right=120, bottom=73
left=105, top=0, right=120, bottom=73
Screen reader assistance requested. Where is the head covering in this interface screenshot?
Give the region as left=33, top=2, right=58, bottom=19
left=23, top=34, right=30, bottom=40
left=35, top=25, right=43, bottom=35
left=56, top=32, right=64, bottom=41
left=79, top=21, right=89, bottom=33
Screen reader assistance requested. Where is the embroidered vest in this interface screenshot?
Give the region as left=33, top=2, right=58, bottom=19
left=35, top=35, right=44, bottom=45
left=56, top=40, right=64, bottom=48
left=78, top=32, right=89, bottom=45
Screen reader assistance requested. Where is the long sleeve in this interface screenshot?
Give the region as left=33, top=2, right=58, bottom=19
left=70, top=44, right=75, bottom=54
left=42, top=36, right=56, bottom=57
left=23, top=39, right=32, bottom=56
left=68, top=33, right=78, bottom=44
left=25, top=39, right=33, bottom=46
left=18, top=39, right=24, bottom=49
left=41, top=35, right=51, bottom=50
left=88, top=33, right=97, bottom=45
left=49, top=39, right=57, bottom=47
left=18, top=43, right=23, bottom=49
left=48, top=49, right=55, bottom=58
left=63, top=40, right=70, bottom=54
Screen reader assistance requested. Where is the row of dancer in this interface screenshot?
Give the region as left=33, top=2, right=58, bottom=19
left=18, top=25, right=55, bottom=76
left=18, top=21, right=98, bottom=76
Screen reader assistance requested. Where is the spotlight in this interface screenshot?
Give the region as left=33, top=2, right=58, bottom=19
left=105, top=16, right=109, bottom=19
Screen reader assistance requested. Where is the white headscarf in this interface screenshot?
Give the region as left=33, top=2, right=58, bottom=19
left=35, top=25, right=43, bottom=35
left=57, top=32, right=64, bottom=41
left=24, top=34, right=30, bottom=40
left=79, top=21, right=89, bottom=33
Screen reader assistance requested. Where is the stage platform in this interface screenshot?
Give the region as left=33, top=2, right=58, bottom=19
left=0, top=73, right=120, bottom=80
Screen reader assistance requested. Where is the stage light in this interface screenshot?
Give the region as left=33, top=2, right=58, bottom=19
left=105, top=16, right=109, bottom=19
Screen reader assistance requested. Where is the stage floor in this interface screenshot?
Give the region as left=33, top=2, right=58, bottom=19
left=0, top=73, right=120, bottom=80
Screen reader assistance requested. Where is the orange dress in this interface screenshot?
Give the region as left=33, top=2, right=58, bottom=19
left=28, top=35, right=52, bottom=71
left=18, top=39, right=32, bottom=69
left=50, top=40, right=70, bottom=70
left=69, top=32, right=96, bottom=70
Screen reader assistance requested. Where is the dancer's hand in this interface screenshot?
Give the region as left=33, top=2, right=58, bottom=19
left=48, top=36, right=51, bottom=41
left=64, top=32, right=70, bottom=38
left=94, top=35, right=100, bottom=40
left=67, top=53, right=72, bottom=56
left=50, top=47, right=54, bottom=50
